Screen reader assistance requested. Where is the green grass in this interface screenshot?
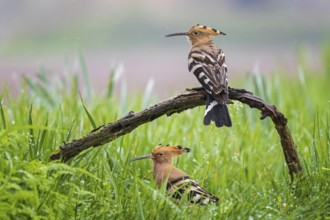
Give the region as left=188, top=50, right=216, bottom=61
left=0, top=50, right=329, bottom=220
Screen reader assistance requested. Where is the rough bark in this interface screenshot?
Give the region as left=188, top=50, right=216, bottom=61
left=50, top=87, right=303, bottom=181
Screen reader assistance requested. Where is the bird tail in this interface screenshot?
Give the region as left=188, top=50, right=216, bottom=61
left=203, top=95, right=232, bottom=127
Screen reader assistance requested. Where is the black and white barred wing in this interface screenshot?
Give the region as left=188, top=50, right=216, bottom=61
left=167, top=176, right=219, bottom=205
left=188, top=49, right=228, bottom=104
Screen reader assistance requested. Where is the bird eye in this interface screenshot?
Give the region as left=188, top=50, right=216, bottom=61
left=156, top=152, right=164, bottom=157
left=192, top=31, right=200, bottom=35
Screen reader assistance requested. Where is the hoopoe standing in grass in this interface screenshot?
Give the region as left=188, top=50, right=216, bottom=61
left=166, top=24, right=232, bottom=127
left=131, top=145, right=219, bottom=205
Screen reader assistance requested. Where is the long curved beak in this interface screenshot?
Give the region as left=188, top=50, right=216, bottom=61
left=131, top=154, right=153, bottom=162
left=165, top=32, right=188, bottom=37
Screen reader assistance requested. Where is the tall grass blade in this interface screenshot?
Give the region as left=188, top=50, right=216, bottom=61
left=135, top=179, right=145, bottom=220
left=79, top=92, right=97, bottom=129
left=311, top=112, right=320, bottom=170
left=0, top=98, right=6, bottom=129
left=28, top=103, right=36, bottom=158
left=66, top=116, right=78, bottom=141
left=36, top=113, right=48, bottom=157
left=71, top=73, right=79, bottom=100
left=325, top=113, right=330, bottom=167
left=106, top=63, right=124, bottom=99
left=106, top=69, right=116, bottom=99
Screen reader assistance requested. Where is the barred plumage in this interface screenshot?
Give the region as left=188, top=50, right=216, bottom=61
left=131, top=145, right=219, bottom=205
left=167, top=176, right=219, bottom=205
left=166, top=24, right=232, bottom=127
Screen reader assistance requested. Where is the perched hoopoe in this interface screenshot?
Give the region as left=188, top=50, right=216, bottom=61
left=131, top=145, right=219, bottom=205
left=166, top=24, right=232, bottom=127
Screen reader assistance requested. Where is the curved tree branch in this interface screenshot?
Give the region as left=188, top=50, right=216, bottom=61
left=50, top=87, right=302, bottom=181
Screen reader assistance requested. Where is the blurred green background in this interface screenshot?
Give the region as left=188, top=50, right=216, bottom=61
left=1, top=0, right=330, bottom=96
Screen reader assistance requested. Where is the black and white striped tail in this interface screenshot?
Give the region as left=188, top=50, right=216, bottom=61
left=167, top=176, right=219, bottom=205
left=204, top=95, right=232, bottom=127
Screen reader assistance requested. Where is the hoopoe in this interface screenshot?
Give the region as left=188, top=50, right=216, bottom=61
left=131, top=145, right=219, bottom=205
left=166, top=24, right=232, bottom=127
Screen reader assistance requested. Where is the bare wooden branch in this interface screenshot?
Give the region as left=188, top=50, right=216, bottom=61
left=50, top=87, right=303, bottom=180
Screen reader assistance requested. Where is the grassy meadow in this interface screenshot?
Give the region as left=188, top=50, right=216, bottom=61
left=0, top=49, right=329, bottom=219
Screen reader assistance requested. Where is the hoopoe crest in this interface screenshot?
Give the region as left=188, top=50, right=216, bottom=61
left=131, top=145, right=219, bottom=205
left=166, top=24, right=232, bottom=127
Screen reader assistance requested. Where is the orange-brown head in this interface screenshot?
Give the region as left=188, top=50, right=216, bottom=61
left=165, top=24, right=226, bottom=46
left=131, top=145, right=190, bottom=164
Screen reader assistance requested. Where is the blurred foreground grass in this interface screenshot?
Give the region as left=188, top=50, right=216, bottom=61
left=0, top=50, right=329, bottom=219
